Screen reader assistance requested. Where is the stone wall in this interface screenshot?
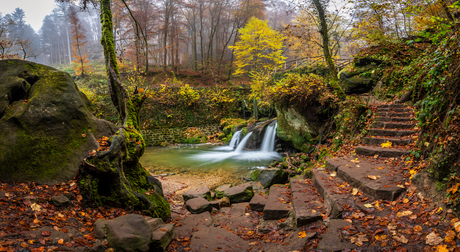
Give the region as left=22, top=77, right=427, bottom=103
left=141, top=125, right=222, bottom=146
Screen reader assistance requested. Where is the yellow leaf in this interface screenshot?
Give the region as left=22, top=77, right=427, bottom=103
left=352, top=188, right=358, bottom=195
left=367, top=175, right=377, bottom=180
left=298, top=231, right=307, bottom=238
left=397, top=210, right=413, bottom=217
left=381, top=141, right=392, bottom=148
left=435, top=245, right=449, bottom=252
left=364, top=204, right=373, bottom=208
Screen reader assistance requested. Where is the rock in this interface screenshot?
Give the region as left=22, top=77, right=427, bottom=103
left=263, top=231, right=315, bottom=252
left=183, top=186, right=212, bottom=201
left=275, top=104, right=320, bottom=153
left=223, top=183, right=254, bottom=203
left=174, top=212, right=213, bottom=238
left=0, top=60, right=116, bottom=184
left=186, top=198, right=212, bottom=214
left=151, top=223, right=174, bottom=252
left=250, top=168, right=288, bottom=188
left=397, top=89, right=413, bottom=103
left=210, top=200, right=220, bottom=209
left=263, top=185, right=291, bottom=220
left=219, top=196, right=231, bottom=207
left=318, top=219, right=357, bottom=251
left=190, top=226, right=250, bottom=251
left=51, top=195, right=70, bottom=207
left=215, top=184, right=232, bottom=199
left=94, top=214, right=152, bottom=252
left=249, top=194, right=268, bottom=212
left=245, top=119, right=276, bottom=150
left=88, top=240, right=107, bottom=252
left=214, top=203, right=256, bottom=230
left=339, top=64, right=379, bottom=94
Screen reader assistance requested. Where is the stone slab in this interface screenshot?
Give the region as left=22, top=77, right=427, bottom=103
left=151, top=223, right=174, bottom=252
left=249, top=194, right=268, bottom=212
left=174, top=212, right=213, bottom=238
left=363, top=137, right=412, bottom=146
left=263, top=185, right=291, bottom=220
left=290, top=178, right=325, bottom=227
left=190, top=226, right=250, bottom=251
left=372, top=122, right=415, bottom=129
left=186, top=198, right=212, bottom=214
left=213, top=203, right=255, bottom=231
left=369, top=129, right=416, bottom=137
left=356, top=145, right=410, bottom=158
left=183, top=186, right=212, bottom=201
left=215, top=184, right=232, bottom=199
left=318, top=219, right=357, bottom=252
left=223, top=182, right=254, bottom=203
left=375, top=117, right=414, bottom=123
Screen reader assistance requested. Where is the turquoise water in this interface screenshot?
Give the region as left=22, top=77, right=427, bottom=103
left=140, top=144, right=282, bottom=181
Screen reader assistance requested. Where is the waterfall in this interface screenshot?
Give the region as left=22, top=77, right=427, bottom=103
left=235, top=132, right=253, bottom=153
left=228, top=130, right=242, bottom=149
left=260, top=122, right=277, bottom=152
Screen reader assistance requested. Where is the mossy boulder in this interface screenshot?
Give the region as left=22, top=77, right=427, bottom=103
left=339, top=64, right=380, bottom=94
left=275, top=105, right=318, bottom=153
left=250, top=168, right=288, bottom=188
left=215, top=184, right=232, bottom=199
left=0, top=60, right=116, bottom=184
left=223, top=183, right=254, bottom=203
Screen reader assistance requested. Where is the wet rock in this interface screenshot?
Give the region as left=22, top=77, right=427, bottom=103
left=250, top=168, right=288, bottom=188
left=186, top=198, right=212, bottom=214
left=223, top=183, right=254, bottom=203
left=183, top=186, right=212, bottom=201
left=94, top=214, right=152, bottom=252
left=215, top=184, right=232, bottom=199
left=51, top=195, right=70, bottom=207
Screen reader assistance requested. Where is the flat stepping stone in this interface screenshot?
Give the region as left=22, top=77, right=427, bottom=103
left=364, top=137, right=412, bottom=146
left=186, top=198, right=212, bottom=214
left=173, top=212, right=213, bottom=238
left=326, top=157, right=405, bottom=200
left=259, top=230, right=315, bottom=252
left=223, top=182, right=254, bottom=203
left=249, top=168, right=288, bottom=188
left=174, top=212, right=213, bottom=238
left=376, top=112, right=412, bottom=117
left=213, top=203, right=255, bottom=231
left=369, top=129, right=416, bottom=137
left=151, top=223, right=175, bottom=252
left=372, top=122, right=415, bottom=129
left=183, top=186, right=212, bottom=201
left=356, top=145, right=410, bottom=158
left=377, top=107, right=411, bottom=113
left=249, top=194, right=268, bottom=211
left=210, top=200, right=220, bottom=209
left=190, top=226, right=249, bottom=251
left=375, top=116, right=414, bottom=123
left=290, top=178, right=325, bottom=227
left=317, top=219, right=357, bottom=251
left=376, top=104, right=406, bottom=109
left=263, top=185, right=291, bottom=220
left=312, top=170, right=355, bottom=218
left=215, top=184, right=231, bottom=199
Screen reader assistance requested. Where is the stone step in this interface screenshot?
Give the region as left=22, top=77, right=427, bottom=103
left=363, top=137, right=412, bottom=146
left=326, top=157, right=405, bottom=201
left=290, top=178, right=325, bottom=227
left=355, top=145, right=411, bottom=157
left=375, top=116, right=414, bottom=123
left=369, top=129, right=416, bottom=137
left=317, top=219, right=357, bottom=252
left=223, top=182, right=254, bottom=203
left=376, top=104, right=406, bottom=109
left=372, top=121, right=415, bottom=130
left=151, top=223, right=175, bottom=252
left=377, top=107, right=412, bottom=113
left=312, top=170, right=356, bottom=218
left=185, top=197, right=212, bottom=214
left=376, top=112, right=413, bottom=117
left=262, top=184, right=291, bottom=220
left=249, top=193, right=268, bottom=212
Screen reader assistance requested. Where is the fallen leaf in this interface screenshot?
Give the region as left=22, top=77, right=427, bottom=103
left=21, top=242, right=29, bottom=248
left=30, top=203, right=41, bottom=212
left=403, top=198, right=409, bottom=203
left=298, top=231, right=307, bottom=238
left=330, top=172, right=337, bottom=177
left=397, top=211, right=413, bottom=217
left=367, top=175, right=377, bottom=180
left=435, top=244, right=449, bottom=252
left=41, top=231, right=51, bottom=237
left=393, top=235, right=408, bottom=244
left=426, top=232, right=443, bottom=246
left=414, top=225, right=422, bottom=232
left=364, top=204, right=373, bottom=208
left=58, top=239, right=64, bottom=245
left=352, top=188, right=358, bottom=196
left=381, top=141, right=392, bottom=148
left=350, top=233, right=368, bottom=246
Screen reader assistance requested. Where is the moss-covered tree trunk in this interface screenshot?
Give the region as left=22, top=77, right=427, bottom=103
left=78, top=0, right=170, bottom=221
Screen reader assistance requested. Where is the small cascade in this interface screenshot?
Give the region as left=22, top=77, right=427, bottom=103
left=229, top=130, right=242, bottom=149
left=235, top=132, right=253, bottom=153
left=260, top=122, right=277, bottom=152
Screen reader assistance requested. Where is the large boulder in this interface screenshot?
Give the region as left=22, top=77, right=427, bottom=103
left=250, top=168, right=288, bottom=188
left=275, top=105, right=319, bottom=153
left=0, top=60, right=115, bottom=184
left=339, top=63, right=380, bottom=94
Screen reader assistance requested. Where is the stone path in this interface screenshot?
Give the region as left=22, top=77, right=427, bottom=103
left=166, top=103, right=417, bottom=251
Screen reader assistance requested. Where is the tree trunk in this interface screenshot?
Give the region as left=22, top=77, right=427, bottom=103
left=78, top=0, right=170, bottom=221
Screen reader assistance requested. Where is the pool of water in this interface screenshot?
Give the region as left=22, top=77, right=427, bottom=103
left=140, top=144, right=282, bottom=185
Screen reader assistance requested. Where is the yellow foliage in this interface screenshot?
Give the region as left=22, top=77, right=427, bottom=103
left=381, top=141, right=392, bottom=148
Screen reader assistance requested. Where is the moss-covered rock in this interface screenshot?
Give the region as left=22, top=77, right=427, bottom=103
left=250, top=168, right=288, bottom=188
left=0, top=60, right=116, bottom=184
left=275, top=105, right=319, bottom=153
left=339, top=63, right=380, bottom=94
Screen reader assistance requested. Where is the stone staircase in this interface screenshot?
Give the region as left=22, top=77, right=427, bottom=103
left=176, top=103, right=416, bottom=251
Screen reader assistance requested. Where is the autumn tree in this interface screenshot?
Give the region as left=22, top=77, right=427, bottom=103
left=68, top=6, right=90, bottom=77
left=229, top=17, right=286, bottom=76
